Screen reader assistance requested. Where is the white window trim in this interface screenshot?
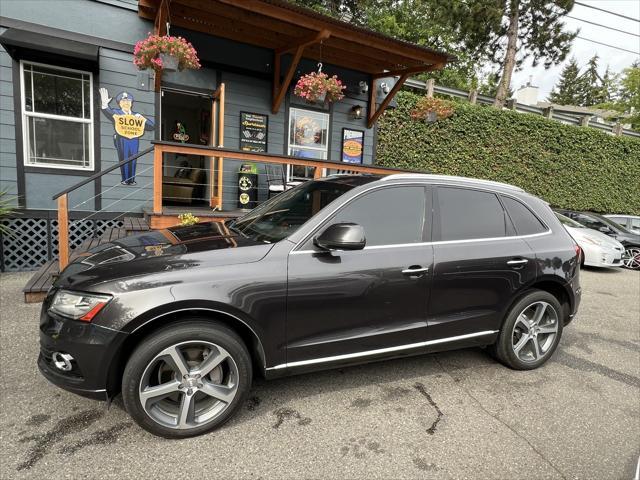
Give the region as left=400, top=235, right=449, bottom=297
left=287, top=107, right=329, bottom=181
left=20, top=60, right=95, bottom=171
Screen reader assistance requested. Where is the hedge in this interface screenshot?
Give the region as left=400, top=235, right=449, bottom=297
left=376, top=91, right=640, bottom=215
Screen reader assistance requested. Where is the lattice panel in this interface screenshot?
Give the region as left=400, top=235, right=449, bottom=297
left=1, top=217, right=124, bottom=272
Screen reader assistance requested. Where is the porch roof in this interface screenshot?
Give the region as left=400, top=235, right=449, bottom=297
left=137, top=0, right=455, bottom=75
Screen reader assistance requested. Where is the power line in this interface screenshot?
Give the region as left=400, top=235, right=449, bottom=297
left=566, top=15, right=640, bottom=37
left=576, top=36, right=640, bottom=55
left=574, top=1, right=640, bottom=23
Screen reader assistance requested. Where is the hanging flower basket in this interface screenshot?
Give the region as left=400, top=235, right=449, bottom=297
left=294, top=72, right=345, bottom=104
left=410, top=97, right=454, bottom=123
left=133, top=34, right=201, bottom=72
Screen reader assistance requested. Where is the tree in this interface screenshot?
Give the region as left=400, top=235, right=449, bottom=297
left=617, top=62, right=640, bottom=130
left=489, top=0, right=577, bottom=106
left=548, top=57, right=581, bottom=105
left=578, top=54, right=604, bottom=106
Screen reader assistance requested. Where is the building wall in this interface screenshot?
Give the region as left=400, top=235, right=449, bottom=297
left=1, top=0, right=380, bottom=214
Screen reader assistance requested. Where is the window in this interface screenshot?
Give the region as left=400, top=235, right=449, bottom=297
left=437, top=187, right=506, bottom=241
left=21, top=61, right=94, bottom=170
left=328, top=187, right=425, bottom=247
left=287, top=108, right=329, bottom=181
left=572, top=213, right=608, bottom=231
left=501, top=196, right=547, bottom=235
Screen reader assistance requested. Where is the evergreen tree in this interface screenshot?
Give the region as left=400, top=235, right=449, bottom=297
left=578, top=55, right=604, bottom=106
left=598, top=66, right=618, bottom=104
left=548, top=58, right=582, bottom=105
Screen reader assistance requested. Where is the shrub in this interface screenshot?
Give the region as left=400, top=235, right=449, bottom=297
left=377, top=91, right=640, bottom=215
left=178, top=213, right=199, bottom=226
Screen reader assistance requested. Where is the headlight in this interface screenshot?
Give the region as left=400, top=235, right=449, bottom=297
left=49, top=290, right=112, bottom=322
left=581, top=236, right=603, bottom=246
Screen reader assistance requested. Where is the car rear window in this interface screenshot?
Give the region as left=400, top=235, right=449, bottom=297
left=437, top=187, right=506, bottom=241
left=501, top=196, right=547, bottom=235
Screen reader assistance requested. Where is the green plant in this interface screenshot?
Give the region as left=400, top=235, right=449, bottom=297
left=178, top=212, right=199, bottom=226
left=294, top=71, right=345, bottom=103
left=0, top=190, right=16, bottom=236
left=377, top=91, right=640, bottom=215
left=133, top=34, right=201, bottom=72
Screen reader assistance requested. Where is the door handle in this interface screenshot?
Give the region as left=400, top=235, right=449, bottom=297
left=402, top=266, right=429, bottom=275
left=507, top=259, right=529, bottom=265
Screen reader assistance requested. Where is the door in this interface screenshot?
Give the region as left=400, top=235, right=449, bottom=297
left=428, top=187, right=538, bottom=341
left=286, top=186, right=433, bottom=365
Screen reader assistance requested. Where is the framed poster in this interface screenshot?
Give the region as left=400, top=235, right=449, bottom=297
left=240, top=111, right=268, bottom=152
left=341, top=128, right=364, bottom=164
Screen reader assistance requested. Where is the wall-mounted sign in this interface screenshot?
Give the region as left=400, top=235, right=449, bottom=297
left=341, top=128, right=364, bottom=164
left=240, top=111, right=268, bottom=152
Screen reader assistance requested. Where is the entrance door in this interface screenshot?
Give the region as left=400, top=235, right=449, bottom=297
left=159, top=89, right=215, bottom=207
left=286, top=185, right=433, bottom=366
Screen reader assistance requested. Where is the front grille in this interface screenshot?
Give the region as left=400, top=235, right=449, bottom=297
left=40, top=345, right=84, bottom=379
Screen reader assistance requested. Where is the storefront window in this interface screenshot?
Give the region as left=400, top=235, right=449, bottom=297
left=287, top=108, right=329, bottom=181
left=21, top=61, right=94, bottom=170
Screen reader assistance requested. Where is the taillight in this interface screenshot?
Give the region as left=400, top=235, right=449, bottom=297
left=575, top=244, right=582, bottom=263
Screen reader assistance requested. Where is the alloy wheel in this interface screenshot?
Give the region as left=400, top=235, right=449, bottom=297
left=511, top=301, right=559, bottom=363
left=138, top=341, right=239, bottom=430
left=623, top=247, right=640, bottom=270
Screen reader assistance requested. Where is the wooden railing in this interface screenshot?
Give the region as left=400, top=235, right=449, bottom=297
left=55, top=141, right=414, bottom=270
left=151, top=140, right=411, bottom=215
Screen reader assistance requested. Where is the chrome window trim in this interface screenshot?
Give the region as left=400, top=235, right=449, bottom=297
left=289, top=180, right=550, bottom=253
left=266, top=330, right=499, bottom=370
left=290, top=229, right=552, bottom=255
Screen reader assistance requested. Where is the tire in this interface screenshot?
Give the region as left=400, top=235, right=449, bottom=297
left=492, top=290, right=564, bottom=370
left=122, top=319, right=252, bottom=438
left=623, top=246, right=640, bottom=270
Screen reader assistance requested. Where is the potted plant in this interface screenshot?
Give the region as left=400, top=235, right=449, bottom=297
left=133, top=34, right=201, bottom=73
left=410, top=97, right=455, bottom=123
left=294, top=71, right=345, bottom=105
left=178, top=213, right=200, bottom=226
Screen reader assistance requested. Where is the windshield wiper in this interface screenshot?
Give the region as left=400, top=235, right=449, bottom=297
left=225, top=221, right=248, bottom=238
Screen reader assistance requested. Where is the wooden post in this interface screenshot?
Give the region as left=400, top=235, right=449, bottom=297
left=153, top=145, right=163, bottom=214
left=209, top=96, right=218, bottom=208
left=58, top=194, right=69, bottom=270
left=313, top=166, right=323, bottom=179
left=217, top=83, right=225, bottom=210
left=543, top=106, right=554, bottom=119
left=579, top=115, right=591, bottom=127
left=468, top=89, right=478, bottom=104
left=505, top=98, right=516, bottom=110
left=613, top=122, right=623, bottom=136
left=426, top=79, right=435, bottom=98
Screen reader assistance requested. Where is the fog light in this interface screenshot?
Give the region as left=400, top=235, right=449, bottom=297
left=52, top=352, right=74, bottom=372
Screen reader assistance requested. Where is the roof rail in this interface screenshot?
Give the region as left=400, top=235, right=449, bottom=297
left=380, top=173, right=524, bottom=192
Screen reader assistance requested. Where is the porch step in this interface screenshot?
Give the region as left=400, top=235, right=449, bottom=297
left=22, top=218, right=146, bottom=304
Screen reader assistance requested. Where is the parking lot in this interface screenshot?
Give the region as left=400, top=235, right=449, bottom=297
left=1, top=268, right=638, bottom=480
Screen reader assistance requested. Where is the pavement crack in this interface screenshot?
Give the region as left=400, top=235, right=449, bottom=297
left=413, top=382, right=444, bottom=435
left=435, top=357, right=567, bottom=480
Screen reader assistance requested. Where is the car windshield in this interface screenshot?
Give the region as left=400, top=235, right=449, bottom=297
left=555, top=213, right=585, bottom=228
left=599, top=215, right=633, bottom=234
left=227, top=180, right=357, bottom=243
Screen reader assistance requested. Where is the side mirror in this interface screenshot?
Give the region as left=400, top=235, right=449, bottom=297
left=314, top=223, right=366, bottom=251
left=599, top=226, right=612, bottom=234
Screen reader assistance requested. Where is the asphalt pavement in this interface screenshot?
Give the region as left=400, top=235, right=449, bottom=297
left=1, top=267, right=638, bottom=479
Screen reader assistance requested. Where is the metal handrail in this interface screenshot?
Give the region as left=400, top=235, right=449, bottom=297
left=52, top=146, right=154, bottom=200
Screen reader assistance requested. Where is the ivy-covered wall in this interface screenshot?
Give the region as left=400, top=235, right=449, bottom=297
left=376, top=92, right=640, bottom=215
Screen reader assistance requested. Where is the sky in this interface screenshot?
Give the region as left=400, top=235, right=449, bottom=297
left=510, top=0, right=640, bottom=101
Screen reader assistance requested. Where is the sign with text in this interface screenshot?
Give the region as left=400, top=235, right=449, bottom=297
left=240, top=112, right=268, bottom=152
left=341, top=128, right=364, bottom=164
left=113, top=114, right=147, bottom=139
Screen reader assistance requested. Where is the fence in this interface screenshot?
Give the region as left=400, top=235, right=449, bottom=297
left=404, top=78, right=640, bottom=139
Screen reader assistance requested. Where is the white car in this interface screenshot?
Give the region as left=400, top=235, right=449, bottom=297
left=604, top=215, right=640, bottom=234
left=556, top=213, right=625, bottom=268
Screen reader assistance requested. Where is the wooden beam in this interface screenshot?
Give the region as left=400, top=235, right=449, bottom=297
left=217, top=83, right=225, bottom=210
left=153, top=0, right=169, bottom=92
left=276, top=29, right=330, bottom=55
left=153, top=145, right=163, bottom=213
left=372, top=63, right=442, bottom=79
left=57, top=194, right=69, bottom=271
left=367, top=73, right=409, bottom=129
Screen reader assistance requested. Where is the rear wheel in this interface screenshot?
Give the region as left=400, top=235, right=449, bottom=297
left=492, top=290, right=563, bottom=370
left=122, top=320, right=252, bottom=438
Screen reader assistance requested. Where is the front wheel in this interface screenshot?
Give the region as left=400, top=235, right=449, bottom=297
left=122, top=320, right=252, bottom=438
left=622, top=247, right=640, bottom=270
left=491, top=290, right=563, bottom=370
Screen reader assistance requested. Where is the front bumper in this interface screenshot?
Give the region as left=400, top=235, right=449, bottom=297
left=582, top=244, right=624, bottom=268
left=38, top=298, right=127, bottom=401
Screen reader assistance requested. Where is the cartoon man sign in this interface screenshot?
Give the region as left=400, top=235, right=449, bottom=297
left=99, top=87, right=154, bottom=184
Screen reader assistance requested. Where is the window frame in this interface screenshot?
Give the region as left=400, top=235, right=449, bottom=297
left=19, top=60, right=95, bottom=171
left=299, top=184, right=430, bottom=250
left=286, top=107, right=330, bottom=181
left=499, top=194, right=548, bottom=237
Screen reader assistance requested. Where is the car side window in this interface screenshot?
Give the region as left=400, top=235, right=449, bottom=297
left=574, top=214, right=607, bottom=230
left=501, top=196, right=547, bottom=235
left=325, top=186, right=426, bottom=247
left=437, top=187, right=506, bottom=241
left=631, top=218, right=640, bottom=229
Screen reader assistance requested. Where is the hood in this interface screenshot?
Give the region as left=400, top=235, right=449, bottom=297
left=564, top=225, right=623, bottom=249
left=55, top=222, right=274, bottom=290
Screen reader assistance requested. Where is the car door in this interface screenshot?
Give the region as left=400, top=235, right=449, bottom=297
left=285, top=185, right=433, bottom=366
left=428, top=187, right=539, bottom=342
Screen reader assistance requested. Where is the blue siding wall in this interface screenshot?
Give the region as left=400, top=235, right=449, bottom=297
left=0, top=30, right=18, bottom=206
